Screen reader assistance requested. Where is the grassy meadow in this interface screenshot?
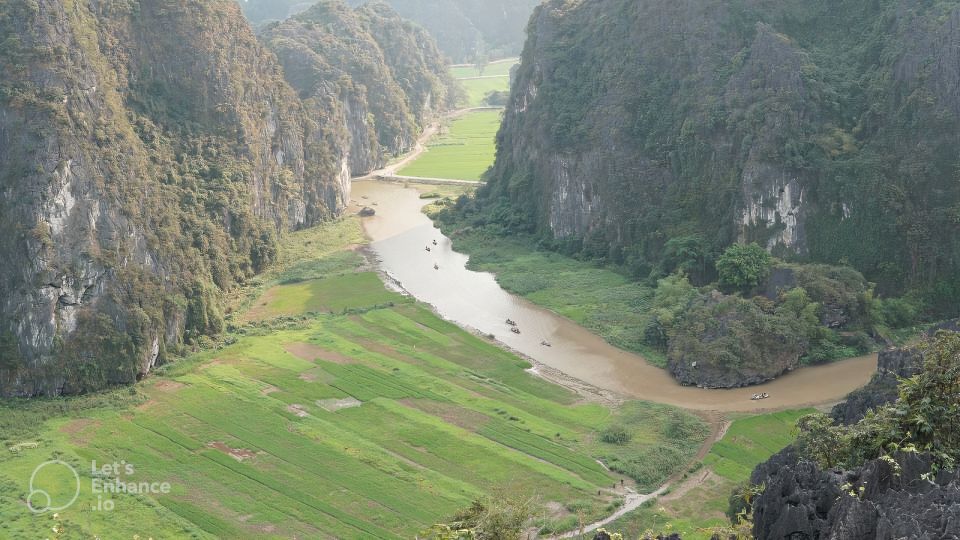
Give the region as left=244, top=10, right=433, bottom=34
left=398, top=110, right=502, bottom=181
left=0, top=217, right=709, bottom=539
left=450, top=59, right=517, bottom=79
left=452, top=59, right=516, bottom=107
left=594, top=409, right=813, bottom=540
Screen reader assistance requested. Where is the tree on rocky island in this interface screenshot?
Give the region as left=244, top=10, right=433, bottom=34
left=716, top=243, right=773, bottom=295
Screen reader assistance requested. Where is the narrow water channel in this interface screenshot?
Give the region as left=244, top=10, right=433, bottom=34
left=352, top=179, right=876, bottom=412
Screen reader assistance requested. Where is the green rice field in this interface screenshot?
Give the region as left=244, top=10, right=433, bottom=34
left=0, top=218, right=708, bottom=539
left=453, top=59, right=517, bottom=107
left=398, top=110, right=502, bottom=181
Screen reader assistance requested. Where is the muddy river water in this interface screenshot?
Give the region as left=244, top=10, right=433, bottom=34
left=352, top=180, right=877, bottom=413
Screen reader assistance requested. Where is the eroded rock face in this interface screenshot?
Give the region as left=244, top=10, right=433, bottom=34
left=751, top=449, right=960, bottom=540
left=831, top=346, right=924, bottom=425
left=752, top=343, right=959, bottom=539
left=261, top=1, right=456, bottom=176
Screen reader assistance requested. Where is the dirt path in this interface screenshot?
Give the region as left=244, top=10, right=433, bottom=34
left=548, top=412, right=732, bottom=539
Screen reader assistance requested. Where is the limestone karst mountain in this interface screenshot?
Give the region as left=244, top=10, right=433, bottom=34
left=0, top=0, right=451, bottom=396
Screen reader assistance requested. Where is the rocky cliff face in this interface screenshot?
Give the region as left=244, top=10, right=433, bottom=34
left=750, top=340, right=960, bottom=539
left=830, top=347, right=920, bottom=425
left=261, top=0, right=456, bottom=175
left=483, top=0, right=960, bottom=303
left=666, top=292, right=807, bottom=388
left=751, top=448, right=960, bottom=540
left=0, top=0, right=443, bottom=397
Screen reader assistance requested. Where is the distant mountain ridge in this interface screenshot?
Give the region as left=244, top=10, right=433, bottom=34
left=262, top=0, right=457, bottom=174
left=239, top=0, right=541, bottom=63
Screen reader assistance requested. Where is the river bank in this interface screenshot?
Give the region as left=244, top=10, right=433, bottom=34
left=352, top=179, right=877, bottom=413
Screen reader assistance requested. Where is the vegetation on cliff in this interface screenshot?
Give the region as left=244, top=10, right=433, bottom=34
left=745, top=331, right=960, bottom=538
left=435, top=197, right=885, bottom=387
left=468, top=0, right=960, bottom=323
left=0, top=0, right=451, bottom=396
left=796, top=331, right=960, bottom=472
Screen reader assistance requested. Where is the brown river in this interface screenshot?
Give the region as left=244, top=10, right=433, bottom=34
left=352, top=179, right=877, bottom=413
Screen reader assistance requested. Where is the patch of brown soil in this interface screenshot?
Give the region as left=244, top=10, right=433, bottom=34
left=241, top=287, right=280, bottom=323
left=207, top=441, right=258, bottom=462
left=398, top=399, right=488, bottom=430
left=153, top=380, right=185, bottom=393
left=283, top=342, right=354, bottom=364
left=286, top=404, right=310, bottom=418
left=354, top=338, right=419, bottom=363
left=60, top=418, right=101, bottom=445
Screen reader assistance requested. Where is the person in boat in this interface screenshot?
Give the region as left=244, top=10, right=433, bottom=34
left=425, top=246, right=431, bottom=252
left=432, top=239, right=438, bottom=246
left=540, top=340, right=552, bottom=347
left=505, top=318, right=517, bottom=326
left=511, top=327, right=521, bottom=334
left=433, top=263, right=439, bottom=270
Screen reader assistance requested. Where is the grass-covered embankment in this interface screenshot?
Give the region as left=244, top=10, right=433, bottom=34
left=418, top=221, right=668, bottom=366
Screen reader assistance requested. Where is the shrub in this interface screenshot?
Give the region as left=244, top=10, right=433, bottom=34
left=716, top=243, right=773, bottom=294
left=599, top=425, right=632, bottom=445
left=795, top=331, right=960, bottom=471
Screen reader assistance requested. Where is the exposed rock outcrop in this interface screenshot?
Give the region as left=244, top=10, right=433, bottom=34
left=751, top=448, right=960, bottom=540
left=666, top=293, right=806, bottom=388
left=751, top=339, right=960, bottom=539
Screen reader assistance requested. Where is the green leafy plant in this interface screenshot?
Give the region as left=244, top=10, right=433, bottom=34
left=716, top=243, right=773, bottom=294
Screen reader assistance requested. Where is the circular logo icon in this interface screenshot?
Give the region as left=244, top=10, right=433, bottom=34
left=28, top=460, right=80, bottom=514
